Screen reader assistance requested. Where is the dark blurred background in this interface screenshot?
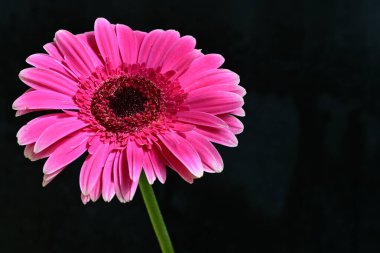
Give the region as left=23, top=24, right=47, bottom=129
left=1, top=0, right=380, bottom=252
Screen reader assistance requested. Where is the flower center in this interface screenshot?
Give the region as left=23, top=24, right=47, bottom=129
left=90, top=76, right=162, bottom=133
left=108, top=86, right=146, bottom=118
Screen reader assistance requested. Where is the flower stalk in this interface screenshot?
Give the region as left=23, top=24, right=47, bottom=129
left=139, top=172, right=174, bottom=253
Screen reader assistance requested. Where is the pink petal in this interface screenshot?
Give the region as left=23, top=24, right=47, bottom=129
left=137, top=29, right=164, bottom=64
left=158, top=132, right=203, bottom=178
left=179, top=54, right=225, bottom=82
left=55, top=30, right=96, bottom=77
left=185, top=131, right=224, bottom=173
left=145, top=30, right=180, bottom=68
left=194, top=126, right=238, bottom=147
left=102, top=151, right=116, bottom=202
left=176, top=110, right=228, bottom=128
left=169, top=50, right=202, bottom=80
left=43, top=131, right=89, bottom=174
left=114, top=150, right=134, bottom=202
left=26, top=54, right=76, bottom=79
left=231, top=108, right=246, bottom=117
left=185, top=91, right=244, bottom=115
left=89, top=178, right=102, bottom=202
left=43, top=42, right=63, bottom=61
left=79, top=142, right=110, bottom=195
left=182, top=69, right=239, bottom=89
left=19, top=68, right=77, bottom=96
left=42, top=166, right=66, bottom=187
left=77, top=32, right=104, bottom=67
left=12, top=90, right=78, bottom=111
left=187, top=83, right=246, bottom=97
left=127, top=139, right=144, bottom=182
left=219, top=114, right=244, bottom=134
left=147, top=147, right=167, bottom=183
left=94, top=18, right=121, bottom=69
left=24, top=143, right=54, bottom=161
left=160, top=35, right=196, bottom=73
left=116, top=24, right=138, bottom=65
left=34, top=117, right=88, bottom=153
left=142, top=152, right=157, bottom=184
left=17, top=113, right=70, bottom=145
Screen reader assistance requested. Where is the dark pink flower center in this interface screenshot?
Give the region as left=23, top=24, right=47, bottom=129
left=90, top=76, right=162, bottom=133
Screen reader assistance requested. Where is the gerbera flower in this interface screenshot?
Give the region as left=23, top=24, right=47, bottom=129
left=13, top=18, right=245, bottom=204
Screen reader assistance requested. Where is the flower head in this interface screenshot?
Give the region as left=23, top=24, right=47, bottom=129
left=13, top=18, right=245, bottom=204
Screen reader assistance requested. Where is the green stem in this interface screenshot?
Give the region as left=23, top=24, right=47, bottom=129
left=139, top=172, right=174, bottom=253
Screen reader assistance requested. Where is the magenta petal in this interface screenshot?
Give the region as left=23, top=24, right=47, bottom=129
left=147, top=147, right=167, bottom=183
left=219, top=114, right=244, bottom=134
left=182, top=69, right=239, bottom=89
left=94, top=18, right=121, bottom=69
left=158, top=132, right=203, bottom=178
left=42, top=167, right=66, bottom=187
left=43, top=131, right=88, bottom=174
left=102, top=151, right=116, bottom=202
left=195, top=125, right=238, bottom=147
left=43, top=42, right=63, bottom=61
left=77, top=32, right=104, bottom=67
left=79, top=143, right=110, bottom=195
left=89, top=178, right=102, bottom=202
left=34, top=117, right=88, bottom=153
left=127, top=140, right=144, bottom=182
left=26, top=54, right=76, bottom=79
left=179, top=54, right=225, bottom=81
left=12, top=90, right=78, bottom=111
left=176, top=110, right=228, bottom=128
left=19, top=68, right=77, bottom=96
left=17, top=113, right=69, bottom=145
left=116, top=24, right=138, bottom=65
left=146, top=30, right=180, bottom=68
left=186, top=91, right=244, bottom=115
left=55, top=30, right=96, bottom=77
left=142, top=155, right=156, bottom=184
left=185, top=131, right=224, bottom=173
left=138, top=29, right=164, bottom=64
left=114, top=150, right=133, bottom=202
left=160, top=35, right=196, bottom=73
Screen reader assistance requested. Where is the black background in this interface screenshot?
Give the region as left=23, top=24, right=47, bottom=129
left=1, top=0, right=380, bottom=252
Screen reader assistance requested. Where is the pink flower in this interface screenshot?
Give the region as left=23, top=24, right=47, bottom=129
left=13, top=18, right=245, bottom=204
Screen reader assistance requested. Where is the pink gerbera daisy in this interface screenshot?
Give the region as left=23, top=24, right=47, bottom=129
left=13, top=18, right=245, bottom=204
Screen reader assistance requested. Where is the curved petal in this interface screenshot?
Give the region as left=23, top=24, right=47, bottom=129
left=102, top=151, right=116, bottom=202
left=43, top=130, right=89, bottom=174
left=34, top=116, right=88, bottom=153
left=185, top=131, right=224, bottom=173
left=219, top=114, right=244, bottom=134
left=145, top=30, right=180, bottom=68
left=158, top=132, right=203, bottom=178
left=43, top=42, right=64, bottom=61
left=176, top=110, right=228, bottom=128
left=147, top=146, right=167, bottom=183
left=55, top=30, right=96, bottom=77
left=137, top=29, right=164, bottom=64
left=160, top=35, right=196, bottom=73
left=182, top=69, right=239, bottom=89
left=19, top=68, right=77, bottom=96
left=185, top=91, right=244, bottom=115
left=116, top=24, right=138, bottom=65
left=194, top=126, right=238, bottom=147
left=12, top=90, right=78, bottom=111
left=94, top=18, right=121, bottom=68
left=80, top=142, right=110, bottom=195
left=77, top=32, right=104, bottom=67
left=127, top=139, right=144, bottom=182
left=17, top=113, right=71, bottom=145
left=179, top=54, right=225, bottom=82
left=26, top=54, right=77, bottom=79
